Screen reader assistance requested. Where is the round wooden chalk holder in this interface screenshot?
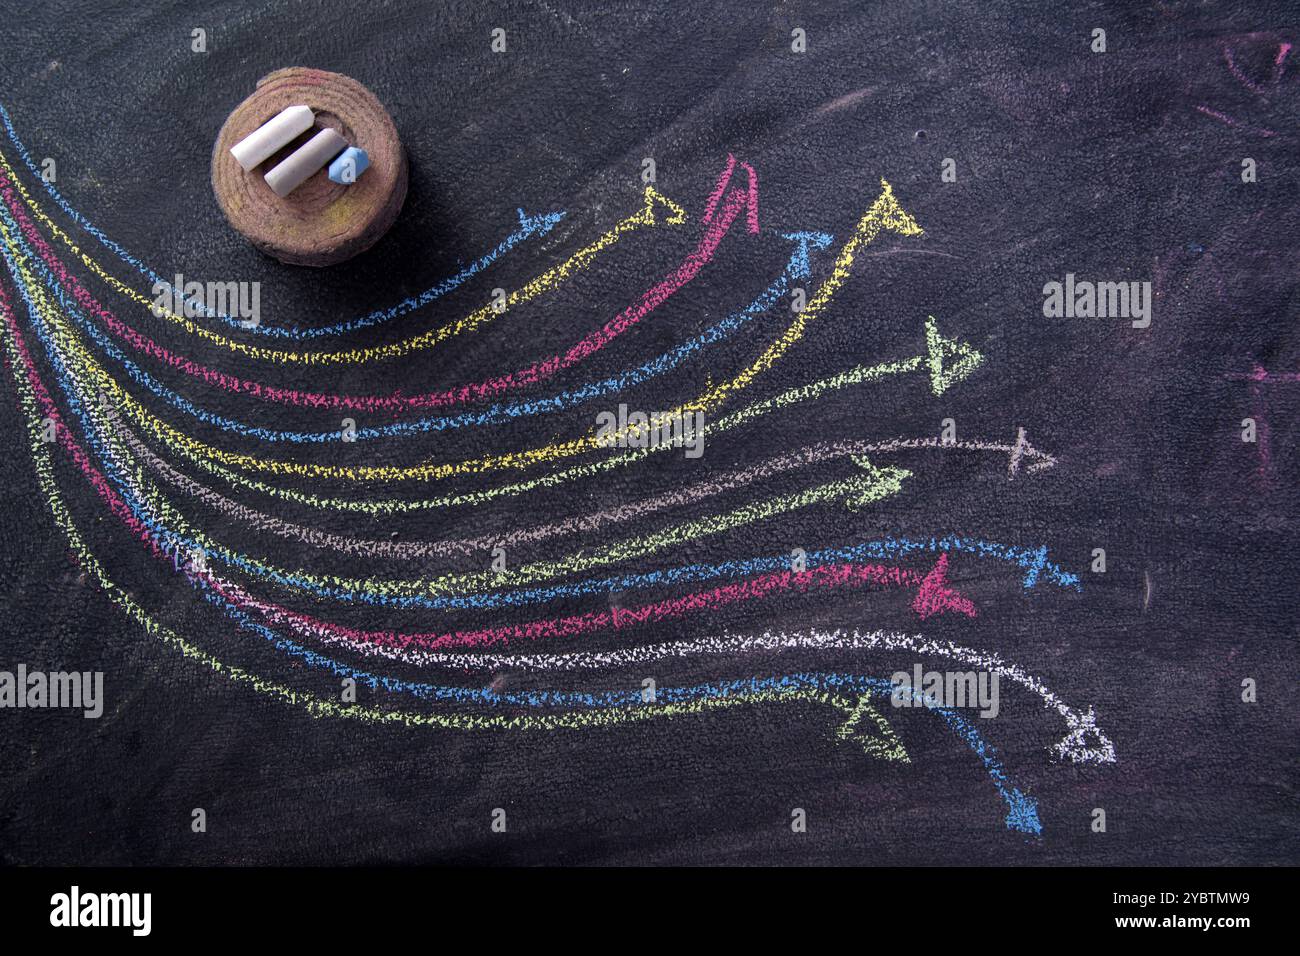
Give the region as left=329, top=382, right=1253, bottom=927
left=211, top=68, right=407, bottom=267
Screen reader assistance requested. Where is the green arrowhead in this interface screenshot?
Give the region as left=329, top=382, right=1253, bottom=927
left=833, top=694, right=910, bottom=762
left=844, top=456, right=911, bottom=511
left=924, top=315, right=984, bottom=396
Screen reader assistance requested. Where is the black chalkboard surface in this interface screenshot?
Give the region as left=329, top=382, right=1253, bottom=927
left=0, top=0, right=1294, bottom=867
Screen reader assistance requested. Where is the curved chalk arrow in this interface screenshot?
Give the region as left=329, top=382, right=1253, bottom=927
left=0, top=304, right=1108, bottom=787
left=0, top=156, right=766, bottom=420
left=7, top=189, right=1055, bottom=608
left=10, top=196, right=981, bottom=509
left=120, top=425, right=1055, bottom=561
left=0, top=104, right=567, bottom=338
left=228, top=578, right=1057, bottom=834
left=0, top=147, right=685, bottom=364
left=3, top=270, right=1083, bottom=611
left=0, top=301, right=1083, bottom=629
left=46, top=330, right=916, bottom=600
left=114, top=424, right=1054, bottom=563
left=5, top=356, right=1066, bottom=707
left=181, top=562, right=1111, bottom=767
left=1, top=287, right=923, bottom=613
left=98, top=331, right=998, bottom=511
left=4, top=271, right=1082, bottom=614
left=274, top=620, right=1111, bottom=766
left=200, top=558, right=965, bottom=657
left=6, top=178, right=940, bottom=483
left=10, top=329, right=1071, bottom=780
left=0, top=173, right=833, bottom=444
left=67, top=309, right=982, bottom=484
left=0, top=323, right=1036, bottom=832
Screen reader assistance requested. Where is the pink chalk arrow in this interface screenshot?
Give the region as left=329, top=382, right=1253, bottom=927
left=910, top=553, right=977, bottom=620
left=448, top=154, right=761, bottom=406
left=701, top=153, right=760, bottom=234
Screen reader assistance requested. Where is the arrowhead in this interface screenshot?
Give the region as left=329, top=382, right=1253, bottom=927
left=1004, top=788, right=1042, bottom=835
left=1021, top=544, right=1049, bottom=589
left=869, top=178, right=925, bottom=237
left=833, top=695, right=910, bottom=762
left=1051, top=707, right=1117, bottom=764
left=911, top=553, right=977, bottom=620
left=640, top=184, right=687, bottom=227
left=924, top=315, right=984, bottom=396
left=845, top=456, right=910, bottom=511
left=701, top=154, right=760, bottom=234
left=1007, top=426, right=1057, bottom=478
left=516, top=207, right=565, bottom=237
left=779, top=230, right=834, bottom=279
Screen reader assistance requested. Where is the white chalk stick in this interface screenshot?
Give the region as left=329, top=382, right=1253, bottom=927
left=263, top=128, right=348, bottom=198
left=229, top=104, right=315, bottom=172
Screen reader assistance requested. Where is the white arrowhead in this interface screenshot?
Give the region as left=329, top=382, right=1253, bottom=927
left=1008, top=426, right=1057, bottom=478
left=1051, top=706, right=1116, bottom=764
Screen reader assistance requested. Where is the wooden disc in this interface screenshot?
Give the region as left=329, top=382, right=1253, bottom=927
left=211, top=68, right=407, bottom=267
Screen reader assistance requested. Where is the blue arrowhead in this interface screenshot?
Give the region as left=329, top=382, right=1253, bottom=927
left=517, top=208, right=566, bottom=237
left=1004, top=788, right=1042, bottom=835
left=779, top=230, right=834, bottom=278
left=1021, top=544, right=1049, bottom=589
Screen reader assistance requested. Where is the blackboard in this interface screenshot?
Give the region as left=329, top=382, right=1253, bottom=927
left=0, top=0, right=1295, bottom=866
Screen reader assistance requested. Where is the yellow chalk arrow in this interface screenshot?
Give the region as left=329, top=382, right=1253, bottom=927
left=0, top=138, right=684, bottom=366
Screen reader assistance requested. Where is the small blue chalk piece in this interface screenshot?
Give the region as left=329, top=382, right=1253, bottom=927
left=328, top=147, right=370, bottom=185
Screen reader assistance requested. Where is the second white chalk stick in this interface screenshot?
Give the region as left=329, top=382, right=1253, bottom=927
left=263, top=128, right=348, bottom=198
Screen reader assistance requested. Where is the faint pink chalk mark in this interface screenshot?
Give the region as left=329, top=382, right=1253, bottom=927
left=1195, top=105, right=1277, bottom=138
left=1252, top=378, right=1274, bottom=486
left=1224, top=362, right=1297, bottom=487
left=1224, top=45, right=1267, bottom=95
left=1225, top=364, right=1300, bottom=383
left=1223, top=37, right=1292, bottom=93
left=814, top=87, right=875, bottom=116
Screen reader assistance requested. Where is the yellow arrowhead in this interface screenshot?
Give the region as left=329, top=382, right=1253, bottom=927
left=639, top=185, right=687, bottom=226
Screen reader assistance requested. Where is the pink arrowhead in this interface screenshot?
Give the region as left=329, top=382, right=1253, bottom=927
left=701, top=153, right=760, bottom=234
left=911, top=553, right=977, bottom=620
